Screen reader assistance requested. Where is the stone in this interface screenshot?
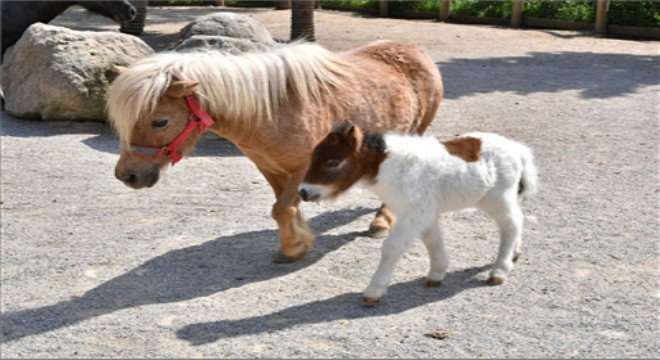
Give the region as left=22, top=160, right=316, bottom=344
left=172, top=35, right=277, bottom=54
left=1, top=23, right=153, bottom=121
left=173, top=12, right=275, bottom=46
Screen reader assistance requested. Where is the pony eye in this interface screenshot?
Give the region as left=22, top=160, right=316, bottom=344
left=327, top=159, right=342, bottom=168
left=152, top=118, right=169, bottom=129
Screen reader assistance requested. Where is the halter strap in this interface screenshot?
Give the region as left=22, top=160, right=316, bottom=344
left=125, top=93, right=215, bottom=165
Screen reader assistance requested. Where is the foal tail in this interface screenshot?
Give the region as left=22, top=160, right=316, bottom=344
left=518, top=144, right=538, bottom=200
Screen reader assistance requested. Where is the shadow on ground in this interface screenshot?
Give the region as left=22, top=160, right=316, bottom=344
left=439, top=51, right=659, bottom=99
left=176, top=264, right=491, bottom=345
left=0, top=207, right=374, bottom=343
left=0, top=113, right=243, bottom=157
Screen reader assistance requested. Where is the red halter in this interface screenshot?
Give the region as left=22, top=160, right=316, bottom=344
left=125, top=94, right=215, bottom=166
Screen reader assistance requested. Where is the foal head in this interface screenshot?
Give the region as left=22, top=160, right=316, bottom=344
left=108, top=66, right=208, bottom=189
left=299, top=120, right=386, bottom=202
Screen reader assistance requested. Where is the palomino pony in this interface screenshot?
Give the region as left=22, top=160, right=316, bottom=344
left=107, top=40, right=443, bottom=262
left=299, top=121, right=538, bottom=304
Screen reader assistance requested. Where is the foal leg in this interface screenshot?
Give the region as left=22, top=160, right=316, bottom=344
left=478, top=191, right=524, bottom=285
left=363, top=213, right=431, bottom=305
left=420, top=219, right=450, bottom=287
left=368, top=204, right=395, bottom=238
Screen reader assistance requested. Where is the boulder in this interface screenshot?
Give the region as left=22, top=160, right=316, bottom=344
left=174, top=12, right=274, bottom=44
left=171, top=12, right=279, bottom=53
left=1, top=23, right=153, bottom=121
left=172, top=35, right=277, bottom=54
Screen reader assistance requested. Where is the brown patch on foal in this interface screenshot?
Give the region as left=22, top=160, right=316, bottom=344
left=304, top=120, right=387, bottom=197
left=442, top=137, right=482, bottom=162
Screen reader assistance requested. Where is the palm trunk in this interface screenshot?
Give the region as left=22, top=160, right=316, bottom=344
left=291, top=0, right=315, bottom=41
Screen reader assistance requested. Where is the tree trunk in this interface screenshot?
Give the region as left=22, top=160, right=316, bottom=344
left=291, top=0, right=315, bottom=41
left=274, top=1, right=291, bottom=10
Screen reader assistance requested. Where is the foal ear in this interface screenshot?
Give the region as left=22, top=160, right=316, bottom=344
left=166, top=80, right=201, bottom=98
left=344, top=122, right=364, bottom=151
left=335, top=119, right=355, bottom=134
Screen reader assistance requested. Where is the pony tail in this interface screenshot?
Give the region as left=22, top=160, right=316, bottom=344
left=518, top=145, right=538, bottom=200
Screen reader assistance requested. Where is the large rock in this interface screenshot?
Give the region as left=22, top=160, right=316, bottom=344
left=1, top=23, right=154, bottom=121
left=173, top=35, right=277, bottom=54
left=171, top=12, right=279, bottom=53
left=174, top=12, right=274, bottom=44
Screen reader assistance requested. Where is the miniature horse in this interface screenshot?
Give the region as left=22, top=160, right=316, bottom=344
left=107, top=40, right=443, bottom=262
left=299, top=120, right=538, bottom=305
left=1, top=1, right=136, bottom=57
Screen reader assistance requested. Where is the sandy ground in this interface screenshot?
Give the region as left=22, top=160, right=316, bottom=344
left=1, top=5, right=658, bottom=358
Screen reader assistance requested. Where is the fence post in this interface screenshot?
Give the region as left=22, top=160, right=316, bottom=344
left=379, top=0, right=388, bottom=17
left=511, top=0, right=524, bottom=27
left=595, top=0, right=609, bottom=35
left=440, top=0, right=451, bottom=22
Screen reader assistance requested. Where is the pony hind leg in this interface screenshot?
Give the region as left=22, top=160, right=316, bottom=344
left=368, top=204, right=395, bottom=238
left=420, top=219, right=449, bottom=287
left=478, top=190, right=524, bottom=285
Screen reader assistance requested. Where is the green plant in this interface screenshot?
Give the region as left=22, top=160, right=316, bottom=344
left=607, top=0, right=660, bottom=28
left=523, top=0, right=596, bottom=22
left=451, top=0, right=513, bottom=19
left=388, top=1, right=440, bottom=13
left=148, top=0, right=220, bottom=5
left=320, top=0, right=379, bottom=9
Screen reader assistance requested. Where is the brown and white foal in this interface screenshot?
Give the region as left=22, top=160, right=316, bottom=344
left=299, top=120, right=538, bottom=305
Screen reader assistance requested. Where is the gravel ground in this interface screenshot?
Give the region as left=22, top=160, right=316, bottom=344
left=1, top=5, right=658, bottom=358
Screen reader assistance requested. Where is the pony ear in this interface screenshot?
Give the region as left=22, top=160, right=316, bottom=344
left=113, top=65, right=128, bottom=74
left=166, top=80, right=200, bottom=97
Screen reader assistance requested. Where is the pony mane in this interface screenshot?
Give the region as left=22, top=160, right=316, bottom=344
left=107, top=42, right=352, bottom=146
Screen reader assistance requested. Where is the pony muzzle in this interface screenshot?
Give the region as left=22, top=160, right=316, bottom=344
left=115, top=159, right=161, bottom=189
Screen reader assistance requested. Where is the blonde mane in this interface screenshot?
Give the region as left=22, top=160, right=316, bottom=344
left=107, top=42, right=352, bottom=145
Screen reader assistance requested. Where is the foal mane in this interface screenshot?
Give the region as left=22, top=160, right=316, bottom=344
left=107, top=42, right=352, bottom=145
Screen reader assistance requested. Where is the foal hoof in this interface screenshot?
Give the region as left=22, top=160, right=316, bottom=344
left=487, top=275, right=505, bottom=286
left=512, top=252, right=522, bottom=262
left=425, top=279, right=443, bottom=288
left=273, top=251, right=306, bottom=263
left=362, top=297, right=380, bottom=307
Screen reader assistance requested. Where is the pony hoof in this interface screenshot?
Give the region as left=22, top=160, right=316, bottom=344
left=512, top=252, right=522, bottom=262
left=367, top=225, right=389, bottom=239
left=425, top=279, right=443, bottom=288
left=362, top=297, right=380, bottom=306
left=273, top=251, right=305, bottom=263
left=487, top=275, right=505, bottom=286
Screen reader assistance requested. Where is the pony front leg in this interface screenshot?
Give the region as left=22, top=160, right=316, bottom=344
left=363, top=214, right=428, bottom=305
left=257, top=167, right=315, bottom=263
left=271, top=177, right=315, bottom=263
left=272, top=201, right=314, bottom=262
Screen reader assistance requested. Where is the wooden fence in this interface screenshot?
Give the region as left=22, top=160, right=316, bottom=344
left=322, top=0, right=659, bottom=39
